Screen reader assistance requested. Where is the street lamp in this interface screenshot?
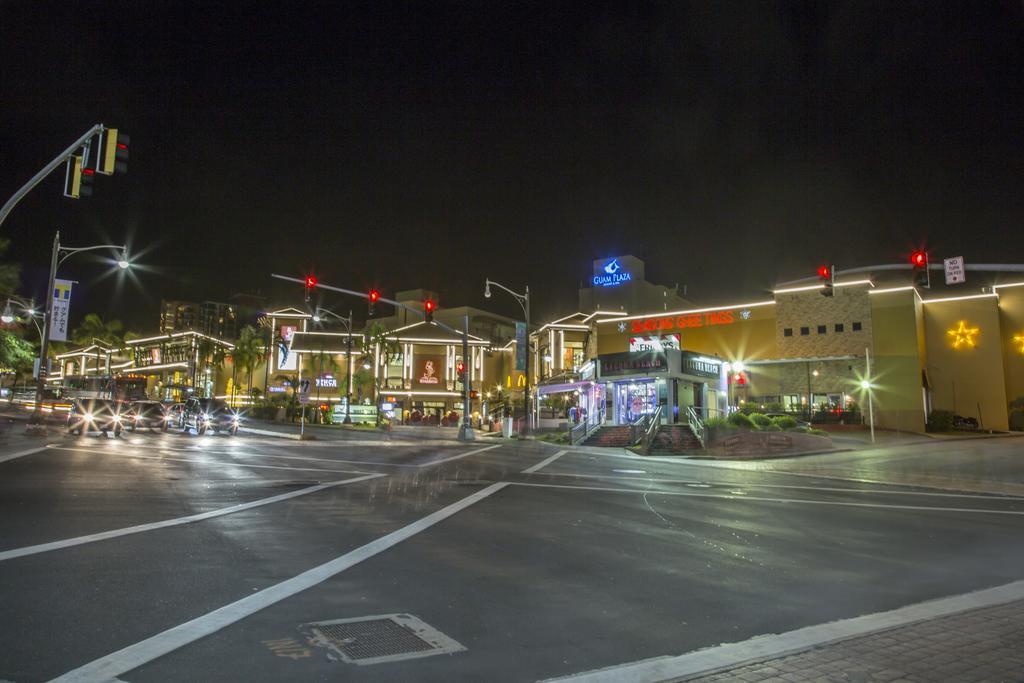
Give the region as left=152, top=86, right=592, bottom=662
left=32, top=231, right=131, bottom=423
left=312, top=306, right=356, bottom=424
left=483, top=278, right=531, bottom=435
left=0, top=302, right=13, bottom=324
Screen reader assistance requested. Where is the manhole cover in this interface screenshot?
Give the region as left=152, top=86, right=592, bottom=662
left=304, top=613, right=466, bottom=665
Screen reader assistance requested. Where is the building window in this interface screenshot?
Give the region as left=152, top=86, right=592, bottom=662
left=784, top=328, right=793, bottom=337
left=817, top=325, right=827, bottom=335
left=800, top=327, right=810, bottom=336
left=835, top=323, right=844, bottom=333
left=852, top=321, right=862, bottom=331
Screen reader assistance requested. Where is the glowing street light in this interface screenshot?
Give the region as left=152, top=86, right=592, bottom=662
left=0, top=302, right=14, bottom=324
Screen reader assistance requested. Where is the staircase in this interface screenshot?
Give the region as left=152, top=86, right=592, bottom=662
left=582, top=426, right=634, bottom=448
left=647, top=424, right=704, bottom=455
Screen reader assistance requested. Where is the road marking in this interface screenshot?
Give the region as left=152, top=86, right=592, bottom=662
left=522, top=450, right=568, bottom=474
left=0, top=445, right=47, bottom=464
left=535, top=472, right=1024, bottom=501
left=47, top=445, right=372, bottom=475
left=416, top=443, right=501, bottom=467
left=0, top=473, right=384, bottom=563
left=51, top=481, right=509, bottom=683
left=543, top=578, right=1024, bottom=682
left=612, top=469, right=646, bottom=474
left=510, top=482, right=1024, bottom=515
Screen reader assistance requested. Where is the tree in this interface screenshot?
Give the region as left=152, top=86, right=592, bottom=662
left=0, top=332, right=35, bottom=393
left=362, top=322, right=400, bottom=425
left=71, top=313, right=124, bottom=347
left=233, top=325, right=265, bottom=396
left=0, top=238, right=20, bottom=297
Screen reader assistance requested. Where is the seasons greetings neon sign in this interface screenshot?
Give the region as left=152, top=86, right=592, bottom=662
left=628, top=310, right=735, bottom=334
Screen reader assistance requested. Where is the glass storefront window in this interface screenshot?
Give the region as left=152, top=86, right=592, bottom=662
left=615, top=380, right=657, bottom=424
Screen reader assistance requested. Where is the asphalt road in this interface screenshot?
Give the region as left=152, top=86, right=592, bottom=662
left=0, top=427, right=1022, bottom=682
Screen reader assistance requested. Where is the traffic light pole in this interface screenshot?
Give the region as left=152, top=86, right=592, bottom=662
left=0, top=124, right=105, bottom=230
left=458, top=314, right=474, bottom=441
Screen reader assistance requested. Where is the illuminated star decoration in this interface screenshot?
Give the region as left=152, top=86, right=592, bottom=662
left=1014, top=333, right=1024, bottom=353
left=617, top=322, right=626, bottom=333
left=947, top=320, right=979, bottom=349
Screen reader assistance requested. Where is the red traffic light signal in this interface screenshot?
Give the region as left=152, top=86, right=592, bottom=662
left=456, top=361, right=465, bottom=374
left=910, top=250, right=930, bottom=288
left=424, top=299, right=435, bottom=312
left=818, top=264, right=834, bottom=297
left=305, top=275, right=317, bottom=289
left=368, top=289, right=380, bottom=303
left=910, top=250, right=927, bottom=268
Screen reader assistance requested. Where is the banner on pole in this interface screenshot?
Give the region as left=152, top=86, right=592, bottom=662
left=515, top=322, right=528, bottom=372
left=50, top=279, right=73, bottom=341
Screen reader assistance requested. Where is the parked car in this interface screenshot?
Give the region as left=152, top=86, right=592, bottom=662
left=126, top=400, right=169, bottom=432
left=67, top=398, right=125, bottom=436
left=764, top=412, right=811, bottom=429
left=181, top=397, right=239, bottom=435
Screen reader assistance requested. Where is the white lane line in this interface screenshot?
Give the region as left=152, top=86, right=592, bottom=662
left=46, top=445, right=372, bottom=475
left=51, top=481, right=509, bottom=683
left=543, top=578, right=1024, bottom=682
left=535, top=472, right=1024, bottom=501
left=522, top=450, right=568, bottom=474
left=416, top=443, right=501, bottom=468
left=510, top=482, right=1024, bottom=516
left=0, top=473, right=384, bottom=563
left=0, top=445, right=48, bottom=464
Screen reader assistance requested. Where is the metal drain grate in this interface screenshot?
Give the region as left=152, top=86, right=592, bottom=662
left=305, top=613, right=466, bottom=665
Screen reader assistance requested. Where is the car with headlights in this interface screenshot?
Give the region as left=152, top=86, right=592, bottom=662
left=126, top=400, right=170, bottom=432
left=181, top=397, right=239, bottom=435
left=67, top=398, right=125, bottom=436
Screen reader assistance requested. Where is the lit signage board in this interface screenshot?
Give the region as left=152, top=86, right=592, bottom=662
left=416, top=357, right=442, bottom=386
left=316, top=373, right=338, bottom=389
left=598, top=351, right=668, bottom=377
left=629, top=334, right=680, bottom=353
left=592, top=258, right=633, bottom=288
left=628, top=310, right=735, bottom=334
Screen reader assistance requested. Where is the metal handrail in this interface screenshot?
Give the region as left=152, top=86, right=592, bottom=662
left=638, top=406, right=663, bottom=453
left=686, top=405, right=706, bottom=449
left=569, top=414, right=603, bottom=445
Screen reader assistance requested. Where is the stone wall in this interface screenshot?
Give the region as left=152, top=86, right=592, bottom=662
left=775, top=286, right=873, bottom=358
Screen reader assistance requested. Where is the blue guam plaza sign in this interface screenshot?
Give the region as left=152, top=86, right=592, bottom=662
left=593, top=258, right=633, bottom=287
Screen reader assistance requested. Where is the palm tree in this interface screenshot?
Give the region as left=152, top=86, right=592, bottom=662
left=233, top=325, right=265, bottom=396
left=71, top=313, right=124, bottom=347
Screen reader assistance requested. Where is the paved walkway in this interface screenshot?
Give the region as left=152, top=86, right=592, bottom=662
left=686, top=599, right=1024, bottom=682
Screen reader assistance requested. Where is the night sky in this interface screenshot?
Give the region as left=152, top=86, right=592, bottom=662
left=3, top=1, right=1023, bottom=330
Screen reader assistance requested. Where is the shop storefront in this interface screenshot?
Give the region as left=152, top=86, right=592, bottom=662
left=597, top=349, right=724, bottom=425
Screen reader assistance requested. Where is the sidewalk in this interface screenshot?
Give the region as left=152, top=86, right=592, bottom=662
left=686, top=599, right=1024, bottom=682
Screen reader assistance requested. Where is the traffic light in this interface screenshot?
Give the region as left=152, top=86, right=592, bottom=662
left=818, top=264, right=834, bottom=297
left=63, top=155, right=92, bottom=199
left=368, top=289, right=380, bottom=316
left=911, top=250, right=930, bottom=288
left=96, top=128, right=130, bottom=175
left=456, top=361, right=466, bottom=376
left=304, top=275, right=317, bottom=302
left=424, top=298, right=435, bottom=322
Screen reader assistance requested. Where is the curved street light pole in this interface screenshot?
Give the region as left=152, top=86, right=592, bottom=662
left=312, top=306, right=356, bottom=424
left=484, top=279, right=531, bottom=435
left=32, top=231, right=129, bottom=423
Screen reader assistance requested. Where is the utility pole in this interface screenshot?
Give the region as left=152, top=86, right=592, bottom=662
left=458, top=314, right=474, bottom=441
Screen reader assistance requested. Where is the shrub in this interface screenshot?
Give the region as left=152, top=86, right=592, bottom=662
left=926, top=410, right=956, bottom=432
left=771, top=415, right=798, bottom=430
left=763, top=423, right=782, bottom=432
left=764, top=402, right=784, bottom=413
left=737, top=403, right=759, bottom=415
left=704, top=415, right=729, bottom=430
left=749, top=413, right=772, bottom=428
left=809, top=428, right=830, bottom=437
left=787, top=426, right=810, bottom=433
left=727, top=412, right=754, bottom=429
